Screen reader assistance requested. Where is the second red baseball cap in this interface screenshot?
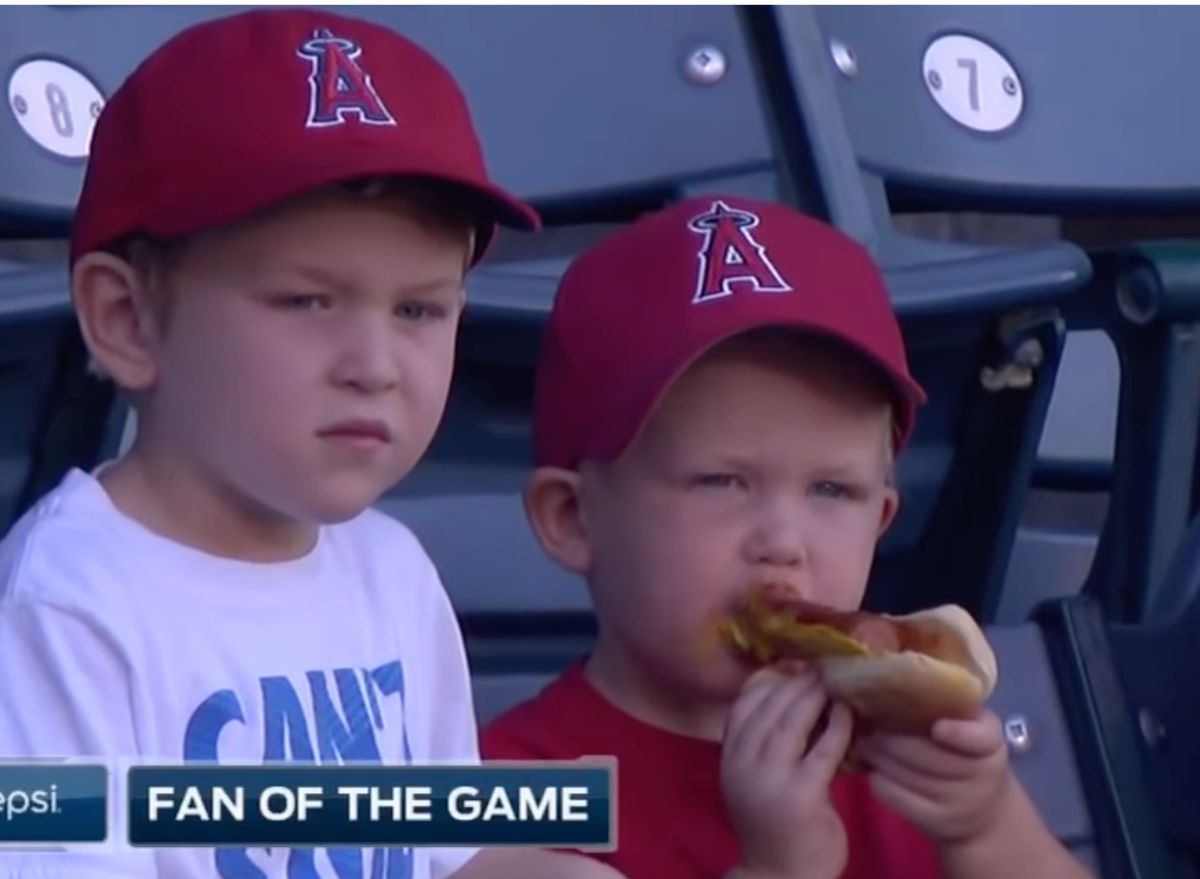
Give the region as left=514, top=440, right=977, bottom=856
left=533, top=195, right=927, bottom=469
left=70, top=8, right=539, bottom=267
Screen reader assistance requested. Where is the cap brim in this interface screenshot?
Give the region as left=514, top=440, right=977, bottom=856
left=457, top=177, right=541, bottom=233
left=126, top=150, right=540, bottom=256
left=714, top=315, right=926, bottom=442
left=612, top=314, right=927, bottom=464
left=437, top=175, right=540, bottom=265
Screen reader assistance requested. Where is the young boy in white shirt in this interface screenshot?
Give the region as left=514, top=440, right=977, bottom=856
left=0, top=9, right=622, bottom=879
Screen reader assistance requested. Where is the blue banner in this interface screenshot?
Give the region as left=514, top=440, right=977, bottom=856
left=127, top=763, right=614, bottom=849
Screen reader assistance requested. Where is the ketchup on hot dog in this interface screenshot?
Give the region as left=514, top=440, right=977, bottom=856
left=751, top=585, right=903, bottom=653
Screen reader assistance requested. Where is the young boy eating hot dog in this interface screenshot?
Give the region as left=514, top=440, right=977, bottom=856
left=482, top=196, right=1093, bottom=879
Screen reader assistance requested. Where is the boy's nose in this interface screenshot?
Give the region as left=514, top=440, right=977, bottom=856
left=331, top=320, right=401, bottom=394
left=746, top=503, right=809, bottom=570
left=750, top=537, right=806, bottom=570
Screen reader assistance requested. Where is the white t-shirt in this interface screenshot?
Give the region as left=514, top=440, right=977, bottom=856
left=0, top=468, right=480, bottom=879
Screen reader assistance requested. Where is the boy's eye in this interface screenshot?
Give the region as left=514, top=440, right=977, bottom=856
left=274, top=293, right=330, bottom=311
left=395, top=301, right=447, bottom=322
left=692, top=473, right=745, bottom=490
left=811, top=481, right=853, bottom=499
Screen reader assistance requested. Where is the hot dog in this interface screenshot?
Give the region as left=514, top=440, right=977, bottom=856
left=717, top=583, right=998, bottom=733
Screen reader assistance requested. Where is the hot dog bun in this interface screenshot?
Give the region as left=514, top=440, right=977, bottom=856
left=718, top=585, right=998, bottom=733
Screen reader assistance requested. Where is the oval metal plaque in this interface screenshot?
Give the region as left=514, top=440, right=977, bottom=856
left=8, top=58, right=105, bottom=159
left=923, top=34, right=1023, bottom=133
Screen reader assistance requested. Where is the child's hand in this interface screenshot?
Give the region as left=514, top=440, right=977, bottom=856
left=854, top=709, right=1013, bottom=846
left=721, top=666, right=854, bottom=879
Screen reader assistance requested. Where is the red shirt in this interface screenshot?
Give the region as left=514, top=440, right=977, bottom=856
left=482, top=662, right=944, bottom=879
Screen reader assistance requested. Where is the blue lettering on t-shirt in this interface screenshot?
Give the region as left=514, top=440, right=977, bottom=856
left=183, top=660, right=415, bottom=879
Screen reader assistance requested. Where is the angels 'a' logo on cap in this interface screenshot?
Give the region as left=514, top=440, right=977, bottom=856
left=688, top=200, right=791, bottom=303
left=297, top=28, right=396, bottom=128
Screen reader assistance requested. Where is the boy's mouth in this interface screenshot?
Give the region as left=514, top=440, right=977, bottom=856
left=317, top=419, right=393, bottom=445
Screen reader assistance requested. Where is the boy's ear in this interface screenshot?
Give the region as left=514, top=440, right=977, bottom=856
left=71, top=252, right=161, bottom=392
left=876, top=485, right=900, bottom=539
left=523, top=467, right=592, bottom=575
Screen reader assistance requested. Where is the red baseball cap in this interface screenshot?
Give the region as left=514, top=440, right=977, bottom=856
left=533, top=195, right=927, bottom=468
left=70, top=8, right=539, bottom=267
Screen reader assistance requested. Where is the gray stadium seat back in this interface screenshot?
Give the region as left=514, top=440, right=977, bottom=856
left=0, top=5, right=777, bottom=226
left=0, top=267, right=74, bottom=524
left=813, top=6, right=1200, bottom=206
left=985, top=624, right=1096, bottom=870
left=0, top=259, right=117, bottom=526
